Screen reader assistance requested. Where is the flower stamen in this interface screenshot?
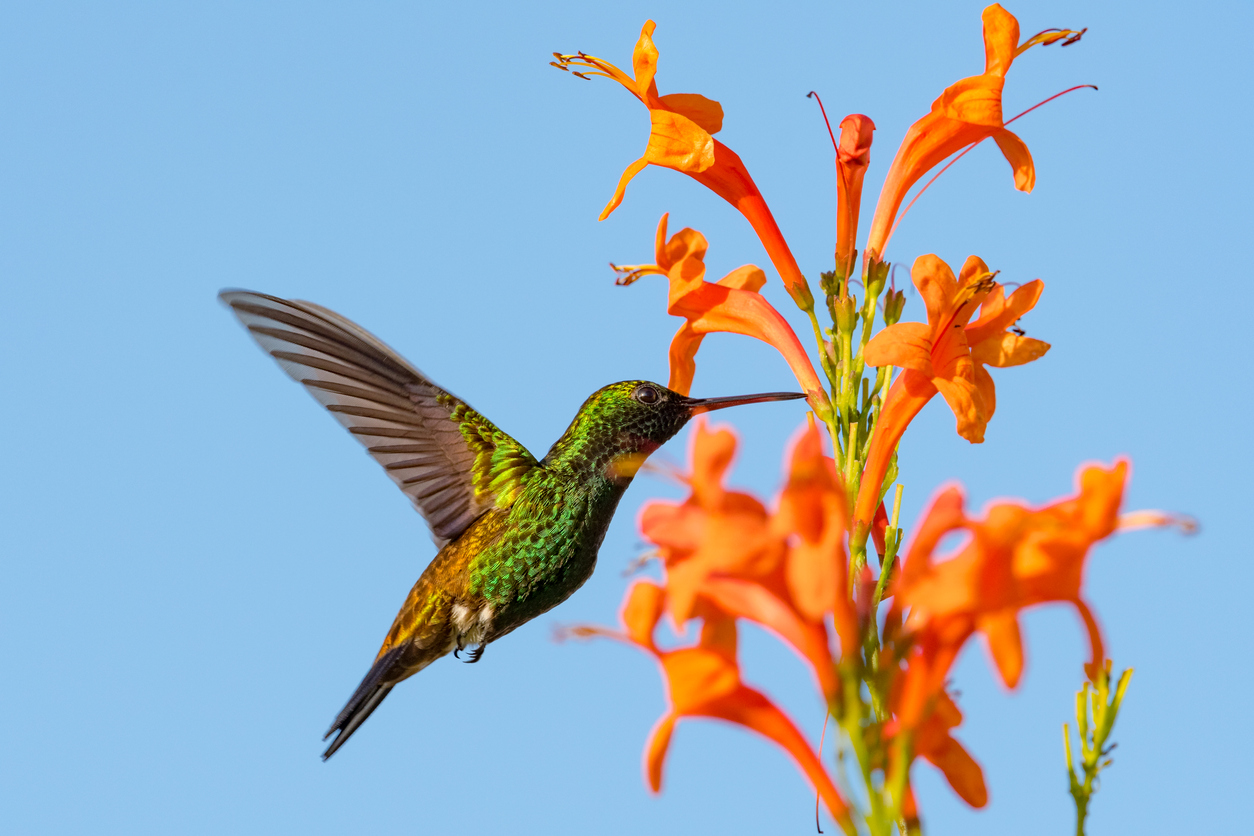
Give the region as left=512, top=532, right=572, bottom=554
left=805, top=91, right=839, bottom=155
left=609, top=262, right=666, bottom=286
left=1015, top=27, right=1087, bottom=57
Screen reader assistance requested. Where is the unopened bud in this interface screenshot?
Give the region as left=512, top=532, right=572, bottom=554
left=865, top=259, right=889, bottom=301
left=883, top=288, right=906, bottom=325
left=835, top=294, right=858, bottom=334
left=787, top=278, right=815, bottom=313
left=819, top=269, right=840, bottom=298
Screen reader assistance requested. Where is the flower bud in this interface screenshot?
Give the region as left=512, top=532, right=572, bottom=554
left=835, top=294, right=858, bottom=334
left=883, top=288, right=906, bottom=326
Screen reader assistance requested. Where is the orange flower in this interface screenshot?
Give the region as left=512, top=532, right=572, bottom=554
left=834, top=114, right=875, bottom=280
left=853, top=253, right=1048, bottom=528
left=864, top=4, right=1084, bottom=259
left=615, top=215, right=828, bottom=410
left=639, top=420, right=782, bottom=624
left=554, top=22, right=813, bottom=307
left=772, top=419, right=858, bottom=655
left=567, top=580, right=852, bottom=827
left=639, top=421, right=843, bottom=698
left=894, top=461, right=1130, bottom=689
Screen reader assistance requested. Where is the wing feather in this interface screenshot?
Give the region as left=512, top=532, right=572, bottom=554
left=221, top=290, right=538, bottom=545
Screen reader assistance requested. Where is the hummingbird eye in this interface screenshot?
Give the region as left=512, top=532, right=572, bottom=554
left=633, top=385, right=660, bottom=405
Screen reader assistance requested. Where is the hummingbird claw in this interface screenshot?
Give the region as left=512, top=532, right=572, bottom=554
left=463, top=644, right=486, bottom=664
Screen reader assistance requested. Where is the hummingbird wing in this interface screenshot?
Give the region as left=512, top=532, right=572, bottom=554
left=221, top=290, right=539, bottom=546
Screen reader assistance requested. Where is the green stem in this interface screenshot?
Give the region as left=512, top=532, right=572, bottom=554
left=805, top=305, right=845, bottom=460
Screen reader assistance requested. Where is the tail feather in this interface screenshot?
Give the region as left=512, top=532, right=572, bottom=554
left=322, top=646, right=406, bottom=760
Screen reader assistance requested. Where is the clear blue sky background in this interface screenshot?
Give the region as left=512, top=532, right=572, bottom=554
left=2, top=1, right=1247, bottom=833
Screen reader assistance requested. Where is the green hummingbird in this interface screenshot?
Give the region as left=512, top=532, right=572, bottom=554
left=221, top=290, right=806, bottom=758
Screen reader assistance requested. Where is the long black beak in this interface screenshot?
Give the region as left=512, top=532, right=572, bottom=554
left=683, top=391, right=808, bottom=415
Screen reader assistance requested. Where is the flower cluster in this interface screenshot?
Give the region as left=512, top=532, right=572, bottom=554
left=572, top=422, right=1134, bottom=832
left=555, top=6, right=1185, bottom=834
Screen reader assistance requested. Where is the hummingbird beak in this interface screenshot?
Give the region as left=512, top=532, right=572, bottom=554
left=683, top=391, right=808, bottom=415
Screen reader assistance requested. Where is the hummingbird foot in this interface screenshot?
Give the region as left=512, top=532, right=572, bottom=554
left=463, top=643, right=486, bottom=664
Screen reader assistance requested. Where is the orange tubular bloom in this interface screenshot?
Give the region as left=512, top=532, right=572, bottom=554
left=895, top=461, right=1129, bottom=689
left=567, top=581, right=852, bottom=827
left=834, top=115, right=875, bottom=279
left=852, top=253, right=1048, bottom=528
left=864, top=4, right=1084, bottom=260
left=554, top=22, right=814, bottom=308
left=637, top=421, right=844, bottom=698
left=615, top=215, right=828, bottom=410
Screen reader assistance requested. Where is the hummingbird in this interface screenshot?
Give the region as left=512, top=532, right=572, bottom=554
left=220, top=290, right=806, bottom=759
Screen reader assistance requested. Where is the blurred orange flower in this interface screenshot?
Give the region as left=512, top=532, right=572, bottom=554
left=554, top=22, right=812, bottom=305
left=895, top=460, right=1129, bottom=689
left=895, top=690, right=988, bottom=809
left=638, top=421, right=844, bottom=698
left=864, top=4, right=1084, bottom=259
left=567, top=580, right=852, bottom=827
left=614, top=215, right=827, bottom=408
left=853, top=253, right=1047, bottom=528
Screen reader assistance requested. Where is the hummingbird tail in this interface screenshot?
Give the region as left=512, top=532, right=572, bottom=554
left=322, top=645, right=405, bottom=760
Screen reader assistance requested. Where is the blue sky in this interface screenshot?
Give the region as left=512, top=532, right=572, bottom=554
left=2, top=1, right=1248, bottom=833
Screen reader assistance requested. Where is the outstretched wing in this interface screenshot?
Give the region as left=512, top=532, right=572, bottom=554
left=221, top=290, right=538, bottom=546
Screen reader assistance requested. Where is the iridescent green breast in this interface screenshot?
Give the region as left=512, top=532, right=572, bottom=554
left=467, top=469, right=627, bottom=639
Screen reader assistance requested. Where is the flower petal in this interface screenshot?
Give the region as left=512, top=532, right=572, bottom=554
left=993, top=128, right=1035, bottom=192
left=659, top=92, right=724, bottom=134
left=973, top=363, right=997, bottom=422
left=663, top=647, right=741, bottom=711
left=966, top=278, right=1044, bottom=345
left=912, top=254, right=961, bottom=330
left=622, top=580, right=667, bottom=650
left=981, top=3, right=1020, bottom=78
left=640, top=501, right=704, bottom=552
left=979, top=608, right=1024, bottom=688
left=970, top=332, right=1050, bottom=368
left=631, top=20, right=660, bottom=99
left=644, top=714, right=676, bottom=792
left=644, top=108, right=716, bottom=173
left=933, top=375, right=988, bottom=443
left=667, top=322, right=702, bottom=396
left=716, top=264, right=766, bottom=292
left=923, top=734, right=989, bottom=808
left=659, top=226, right=709, bottom=275
left=865, top=322, right=936, bottom=375
left=690, top=421, right=737, bottom=507
left=600, top=156, right=650, bottom=221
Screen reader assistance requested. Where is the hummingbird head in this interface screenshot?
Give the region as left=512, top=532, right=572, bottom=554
left=544, top=380, right=807, bottom=483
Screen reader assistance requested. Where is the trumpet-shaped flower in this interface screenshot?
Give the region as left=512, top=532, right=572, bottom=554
left=554, top=22, right=813, bottom=306
left=895, top=460, right=1129, bottom=690
left=864, top=4, right=1084, bottom=259
left=565, top=580, right=852, bottom=827
left=638, top=421, right=844, bottom=697
left=614, top=215, right=827, bottom=409
left=853, top=253, right=1048, bottom=528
